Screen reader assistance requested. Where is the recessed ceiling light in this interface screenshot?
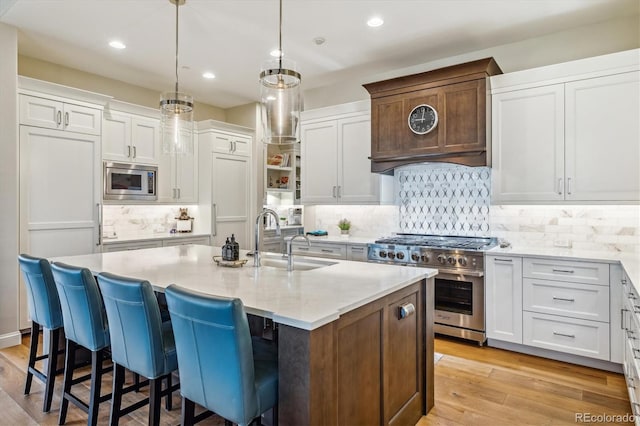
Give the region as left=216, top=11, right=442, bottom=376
left=270, top=49, right=282, bottom=58
left=367, top=17, right=384, bottom=27
left=109, top=40, right=126, bottom=49
left=202, top=72, right=216, bottom=79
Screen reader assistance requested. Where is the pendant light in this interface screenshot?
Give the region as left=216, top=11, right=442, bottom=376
left=160, top=0, right=194, bottom=155
left=259, top=0, right=302, bottom=145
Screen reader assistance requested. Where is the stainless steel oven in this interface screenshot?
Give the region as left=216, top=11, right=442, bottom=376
left=367, top=234, right=496, bottom=345
left=103, top=162, right=157, bottom=201
left=433, top=270, right=485, bottom=344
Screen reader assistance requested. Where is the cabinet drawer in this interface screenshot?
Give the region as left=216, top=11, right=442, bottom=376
left=163, top=237, right=210, bottom=247
left=347, top=244, right=368, bottom=262
left=625, top=334, right=640, bottom=413
left=292, top=242, right=346, bottom=259
left=523, top=311, right=609, bottom=360
left=523, top=257, right=609, bottom=286
left=102, top=240, right=163, bottom=252
left=523, top=278, right=609, bottom=322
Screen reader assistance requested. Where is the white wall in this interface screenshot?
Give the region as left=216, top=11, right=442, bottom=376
left=0, top=23, right=20, bottom=348
left=303, top=15, right=640, bottom=109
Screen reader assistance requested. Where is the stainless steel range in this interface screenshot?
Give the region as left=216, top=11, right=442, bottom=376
left=368, top=234, right=497, bottom=344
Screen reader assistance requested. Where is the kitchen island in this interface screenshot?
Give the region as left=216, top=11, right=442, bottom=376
left=51, top=244, right=437, bottom=425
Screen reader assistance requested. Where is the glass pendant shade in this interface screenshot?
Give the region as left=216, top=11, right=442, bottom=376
left=260, top=58, right=301, bottom=145
left=160, top=91, right=194, bottom=155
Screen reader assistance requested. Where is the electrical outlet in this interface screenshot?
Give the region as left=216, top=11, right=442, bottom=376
left=553, top=239, right=572, bottom=248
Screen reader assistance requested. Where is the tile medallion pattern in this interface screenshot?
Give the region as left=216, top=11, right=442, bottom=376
left=396, top=163, right=491, bottom=236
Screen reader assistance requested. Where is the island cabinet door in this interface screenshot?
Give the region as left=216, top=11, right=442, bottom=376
left=383, top=290, right=424, bottom=426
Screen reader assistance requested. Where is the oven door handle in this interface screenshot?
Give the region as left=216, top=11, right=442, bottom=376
left=437, top=269, right=484, bottom=278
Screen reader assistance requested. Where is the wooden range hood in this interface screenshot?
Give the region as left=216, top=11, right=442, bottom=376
left=363, top=58, right=502, bottom=174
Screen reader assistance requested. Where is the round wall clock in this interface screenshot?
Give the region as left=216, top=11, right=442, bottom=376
left=408, top=104, right=438, bottom=135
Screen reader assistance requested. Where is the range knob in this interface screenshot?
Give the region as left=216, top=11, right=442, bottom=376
left=388, top=252, right=396, bottom=260
left=396, top=252, right=405, bottom=260
left=447, top=256, right=457, bottom=265
left=437, top=254, right=447, bottom=264
left=411, top=252, right=420, bottom=262
left=421, top=254, right=429, bottom=263
left=458, top=257, right=468, bottom=267
left=379, top=250, right=387, bottom=258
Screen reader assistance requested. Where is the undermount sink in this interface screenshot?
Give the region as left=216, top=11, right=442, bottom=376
left=260, top=255, right=337, bottom=271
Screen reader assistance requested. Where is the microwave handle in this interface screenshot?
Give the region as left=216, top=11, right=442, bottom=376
left=96, top=202, right=102, bottom=246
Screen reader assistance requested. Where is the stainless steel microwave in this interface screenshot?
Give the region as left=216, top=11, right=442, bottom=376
left=103, top=162, right=157, bottom=201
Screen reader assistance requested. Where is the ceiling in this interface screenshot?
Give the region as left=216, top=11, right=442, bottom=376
left=1, top=0, right=637, bottom=109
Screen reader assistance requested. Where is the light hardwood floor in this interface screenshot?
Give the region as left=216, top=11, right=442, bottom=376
left=0, top=335, right=631, bottom=425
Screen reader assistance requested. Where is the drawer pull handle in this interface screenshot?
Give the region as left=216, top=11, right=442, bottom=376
left=623, top=278, right=628, bottom=285
left=552, top=296, right=575, bottom=302
left=398, top=303, right=415, bottom=319
left=634, top=305, right=640, bottom=314
left=633, top=402, right=640, bottom=414
left=552, top=269, right=575, bottom=273
left=552, top=332, right=575, bottom=339
left=633, top=349, right=640, bottom=360
left=297, top=247, right=309, bottom=251
left=494, top=258, right=513, bottom=263
left=321, top=249, right=333, bottom=253
left=630, top=293, right=638, bottom=300
left=628, top=377, right=635, bottom=389
left=628, top=330, right=637, bottom=340
left=351, top=247, right=364, bottom=251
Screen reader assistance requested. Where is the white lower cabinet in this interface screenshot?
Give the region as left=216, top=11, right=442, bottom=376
left=486, top=255, right=523, bottom=344
left=347, top=243, right=368, bottom=262
left=523, top=311, right=610, bottom=361
left=102, top=240, right=163, bottom=252
left=162, top=236, right=210, bottom=247
left=622, top=272, right=640, bottom=422
left=487, top=254, right=615, bottom=363
left=292, top=241, right=347, bottom=260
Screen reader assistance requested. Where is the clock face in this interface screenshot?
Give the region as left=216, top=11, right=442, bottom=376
left=408, top=104, right=438, bottom=135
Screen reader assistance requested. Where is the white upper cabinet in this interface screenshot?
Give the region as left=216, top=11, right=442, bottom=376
left=300, top=101, right=391, bottom=205
left=103, top=109, right=160, bottom=165
left=20, top=94, right=101, bottom=135
left=491, top=49, right=640, bottom=203
left=157, top=137, right=198, bottom=203
left=565, top=72, right=640, bottom=201
left=492, top=85, right=565, bottom=202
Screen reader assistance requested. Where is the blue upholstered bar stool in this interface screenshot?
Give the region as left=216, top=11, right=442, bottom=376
left=96, top=272, right=179, bottom=426
left=17, top=254, right=65, bottom=412
left=164, top=284, right=278, bottom=426
left=50, top=262, right=112, bottom=426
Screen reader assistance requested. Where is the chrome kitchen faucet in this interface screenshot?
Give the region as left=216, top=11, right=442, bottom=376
left=254, top=209, right=281, bottom=267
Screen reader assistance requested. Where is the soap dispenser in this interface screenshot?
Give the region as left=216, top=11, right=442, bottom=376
left=222, top=237, right=232, bottom=261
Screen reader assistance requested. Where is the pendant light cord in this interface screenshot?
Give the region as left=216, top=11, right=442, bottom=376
left=278, top=0, right=283, bottom=70
left=174, top=0, right=180, bottom=94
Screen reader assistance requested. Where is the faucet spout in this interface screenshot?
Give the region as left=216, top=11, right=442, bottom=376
left=287, top=234, right=310, bottom=272
left=254, top=208, right=281, bottom=267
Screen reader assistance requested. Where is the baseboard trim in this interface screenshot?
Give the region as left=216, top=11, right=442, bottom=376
left=487, top=339, right=623, bottom=373
left=0, top=331, right=22, bottom=349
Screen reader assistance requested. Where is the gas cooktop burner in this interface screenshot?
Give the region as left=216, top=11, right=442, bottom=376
left=374, top=234, right=497, bottom=251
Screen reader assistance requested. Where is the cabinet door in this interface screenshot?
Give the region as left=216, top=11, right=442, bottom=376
left=20, top=95, right=62, bottom=129
left=211, top=152, right=250, bottom=248
left=347, top=244, right=368, bottom=262
left=301, top=120, right=338, bottom=204
left=63, top=103, right=101, bottom=135
left=131, top=116, right=160, bottom=165
left=492, top=84, right=565, bottom=202
left=565, top=72, right=640, bottom=201
left=370, top=96, right=406, bottom=159
left=176, top=142, right=198, bottom=203
left=157, top=151, right=177, bottom=202
left=485, top=256, right=523, bottom=343
left=103, top=111, right=132, bottom=162
left=338, top=115, right=380, bottom=203
left=231, top=135, right=251, bottom=157
left=441, top=79, right=485, bottom=152
left=211, top=132, right=235, bottom=154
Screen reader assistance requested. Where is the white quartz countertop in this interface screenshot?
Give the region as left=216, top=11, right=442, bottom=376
left=302, top=235, right=379, bottom=245
left=102, top=232, right=211, bottom=244
left=488, top=245, right=640, bottom=294
left=51, top=245, right=436, bottom=330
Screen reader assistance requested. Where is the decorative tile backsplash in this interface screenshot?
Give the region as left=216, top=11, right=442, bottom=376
left=396, top=163, right=491, bottom=236
left=491, top=205, right=640, bottom=253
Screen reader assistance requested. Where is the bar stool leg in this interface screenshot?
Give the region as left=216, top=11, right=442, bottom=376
left=109, top=364, right=125, bottom=426
left=43, top=328, right=60, bottom=412
left=181, top=398, right=196, bottom=426
left=24, top=321, right=39, bottom=395
left=165, top=373, right=172, bottom=410
left=87, top=349, right=104, bottom=426
left=149, top=378, right=162, bottom=426
left=59, top=339, right=77, bottom=425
